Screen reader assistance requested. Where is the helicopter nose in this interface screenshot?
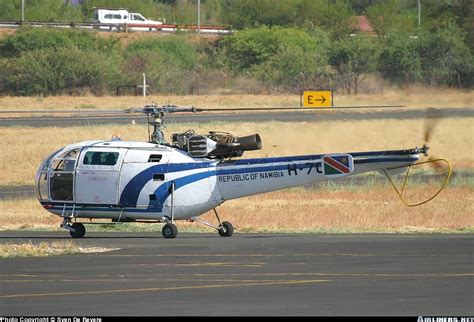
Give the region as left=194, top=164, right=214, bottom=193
left=35, top=159, right=49, bottom=201
left=35, top=147, right=63, bottom=201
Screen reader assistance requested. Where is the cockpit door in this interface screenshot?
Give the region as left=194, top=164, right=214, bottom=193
left=49, top=148, right=80, bottom=202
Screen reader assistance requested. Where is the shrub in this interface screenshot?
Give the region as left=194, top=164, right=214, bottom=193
left=0, top=27, right=120, bottom=58
left=9, top=46, right=122, bottom=95
left=220, top=26, right=330, bottom=91
left=122, top=35, right=199, bottom=94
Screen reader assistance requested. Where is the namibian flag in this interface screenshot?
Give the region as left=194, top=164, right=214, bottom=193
left=323, top=154, right=352, bottom=175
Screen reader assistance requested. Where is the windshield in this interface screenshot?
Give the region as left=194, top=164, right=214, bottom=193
left=39, top=147, right=63, bottom=171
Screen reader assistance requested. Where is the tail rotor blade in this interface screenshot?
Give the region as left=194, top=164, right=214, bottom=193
left=424, top=108, right=444, bottom=144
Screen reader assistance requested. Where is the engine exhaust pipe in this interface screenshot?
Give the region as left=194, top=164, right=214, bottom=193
left=236, top=134, right=262, bottom=151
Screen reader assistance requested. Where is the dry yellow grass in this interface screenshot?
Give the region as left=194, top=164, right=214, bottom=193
left=0, top=88, right=472, bottom=111
left=0, top=184, right=471, bottom=233
left=213, top=186, right=473, bottom=232
left=0, top=240, right=79, bottom=257
left=0, top=118, right=472, bottom=186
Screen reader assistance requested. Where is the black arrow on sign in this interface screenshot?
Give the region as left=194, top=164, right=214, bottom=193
left=314, top=96, right=326, bottom=104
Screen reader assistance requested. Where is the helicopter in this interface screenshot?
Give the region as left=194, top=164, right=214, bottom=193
left=34, top=104, right=451, bottom=239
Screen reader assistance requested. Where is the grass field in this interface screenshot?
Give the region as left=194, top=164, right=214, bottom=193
left=0, top=91, right=472, bottom=233
left=0, top=181, right=472, bottom=233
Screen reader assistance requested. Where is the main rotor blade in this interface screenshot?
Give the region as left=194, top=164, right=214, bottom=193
left=0, top=109, right=130, bottom=115
left=198, top=105, right=404, bottom=112
left=0, top=105, right=404, bottom=116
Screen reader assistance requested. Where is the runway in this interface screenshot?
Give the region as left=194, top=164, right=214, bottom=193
left=0, top=232, right=472, bottom=316
left=0, top=107, right=472, bottom=127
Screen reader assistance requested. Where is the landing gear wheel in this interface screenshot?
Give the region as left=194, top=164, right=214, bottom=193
left=162, top=223, right=178, bottom=239
left=69, top=223, right=86, bottom=238
left=218, top=221, right=233, bottom=237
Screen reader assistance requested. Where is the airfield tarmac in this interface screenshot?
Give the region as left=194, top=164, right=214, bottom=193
left=0, top=232, right=472, bottom=316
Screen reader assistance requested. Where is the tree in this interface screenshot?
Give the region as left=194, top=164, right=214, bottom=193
left=418, top=20, right=473, bottom=87
left=0, top=0, right=82, bottom=22
left=220, top=26, right=330, bottom=91
left=0, top=0, right=21, bottom=20
left=329, top=35, right=380, bottom=94
left=221, top=0, right=297, bottom=29
left=295, top=0, right=356, bottom=39
left=420, top=0, right=474, bottom=52
left=122, top=35, right=199, bottom=94
left=378, top=33, right=422, bottom=84
left=366, top=0, right=416, bottom=37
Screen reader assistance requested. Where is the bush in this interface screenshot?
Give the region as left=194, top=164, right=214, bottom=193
left=0, top=27, right=120, bottom=58
left=417, top=21, right=473, bottom=87
left=220, top=27, right=330, bottom=91
left=122, top=35, right=199, bottom=94
left=329, top=35, right=380, bottom=94
left=8, top=46, right=122, bottom=95
left=378, top=33, right=423, bottom=84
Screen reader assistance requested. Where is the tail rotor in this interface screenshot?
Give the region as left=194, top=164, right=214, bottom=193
left=422, top=108, right=447, bottom=172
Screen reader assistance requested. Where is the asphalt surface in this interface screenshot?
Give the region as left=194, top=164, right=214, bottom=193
left=0, top=232, right=472, bottom=316
left=1, top=107, right=472, bottom=127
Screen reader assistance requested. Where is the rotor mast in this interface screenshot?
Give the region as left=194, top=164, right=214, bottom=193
left=129, top=104, right=200, bottom=145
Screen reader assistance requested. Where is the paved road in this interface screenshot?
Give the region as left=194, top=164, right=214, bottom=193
left=0, top=107, right=472, bottom=127
left=0, top=232, right=472, bottom=316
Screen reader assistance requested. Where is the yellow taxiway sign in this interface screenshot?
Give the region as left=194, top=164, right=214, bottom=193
left=303, top=90, right=333, bottom=108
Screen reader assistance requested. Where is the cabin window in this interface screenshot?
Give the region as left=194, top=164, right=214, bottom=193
left=153, top=174, right=165, bottom=181
left=83, top=152, right=119, bottom=166
left=148, top=154, right=162, bottom=162
left=133, top=14, right=145, bottom=21
left=105, top=14, right=122, bottom=19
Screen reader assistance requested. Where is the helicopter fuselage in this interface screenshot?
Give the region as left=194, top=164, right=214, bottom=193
left=35, top=139, right=420, bottom=223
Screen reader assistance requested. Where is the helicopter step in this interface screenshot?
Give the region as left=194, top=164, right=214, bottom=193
left=59, top=204, right=87, bottom=238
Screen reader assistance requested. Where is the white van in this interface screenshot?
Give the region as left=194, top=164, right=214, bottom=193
left=92, top=8, right=163, bottom=31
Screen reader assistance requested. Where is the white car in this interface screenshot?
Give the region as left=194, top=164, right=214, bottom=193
left=92, top=8, right=163, bottom=31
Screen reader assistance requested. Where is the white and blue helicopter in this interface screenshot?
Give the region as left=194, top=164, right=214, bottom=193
left=35, top=105, right=451, bottom=238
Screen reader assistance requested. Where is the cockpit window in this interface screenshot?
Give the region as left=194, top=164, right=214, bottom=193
left=51, top=148, right=80, bottom=171
left=40, top=148, right=63, bottom=171
left=83, top=152, right=119, bottom=166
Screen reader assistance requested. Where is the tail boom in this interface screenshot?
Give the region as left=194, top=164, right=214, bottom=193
left=217, top=148, right=420, bottom=200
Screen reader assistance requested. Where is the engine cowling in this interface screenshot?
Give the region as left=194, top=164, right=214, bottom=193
left=172, top=131, right=262, bottom=158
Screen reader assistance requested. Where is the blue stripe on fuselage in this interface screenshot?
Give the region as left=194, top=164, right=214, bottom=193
left=120, top=154, right=418, bottom=210
left=119, top=162, right=213, bottom=207
left=148, top=163, right=311, bottom=212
